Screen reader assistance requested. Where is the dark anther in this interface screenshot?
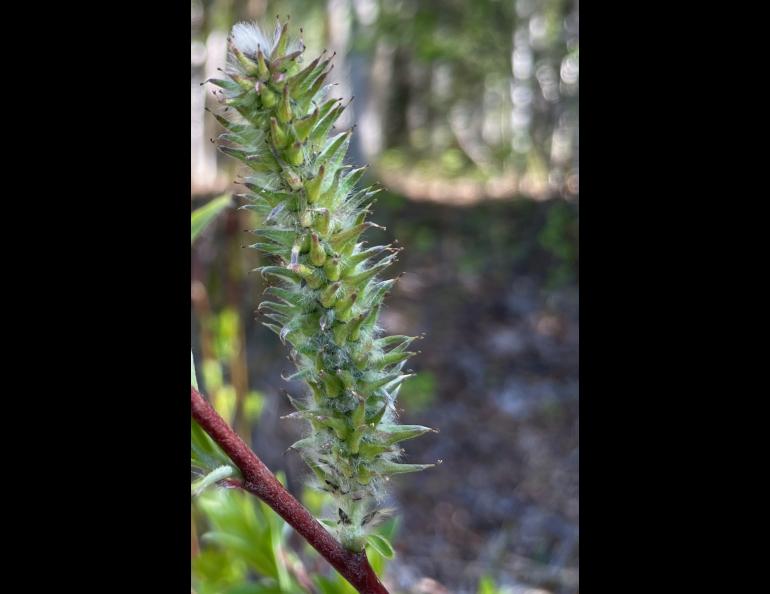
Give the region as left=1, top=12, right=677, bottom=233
left=338, top=508, right=351, bottom=525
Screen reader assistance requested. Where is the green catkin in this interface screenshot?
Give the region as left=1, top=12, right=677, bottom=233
left=210, top=20, right=436, bottom=552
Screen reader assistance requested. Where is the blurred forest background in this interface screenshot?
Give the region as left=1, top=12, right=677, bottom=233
left=191, top=1, right=578, bottom=593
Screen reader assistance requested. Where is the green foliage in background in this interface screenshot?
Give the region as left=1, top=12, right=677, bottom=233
left=398, top=372, right=437, bottom=415
left=192, top=198, right=238, bottom=482
left=477, top=576, right=503, bottom=594
left=354, top=0, right=578, bottom=189
left=193, top=194, right=233, bottom=243
left=193, top=0, right=578, bottom=196
left=193, top=474, right=396, bottom=594
left=538, top=200, right=578, bottom=289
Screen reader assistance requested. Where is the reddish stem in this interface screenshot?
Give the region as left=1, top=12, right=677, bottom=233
left=191, top=386, right=389, bottom=594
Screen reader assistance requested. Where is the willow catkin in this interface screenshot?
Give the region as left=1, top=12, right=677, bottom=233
left=208, top=19, right=436, bottom=551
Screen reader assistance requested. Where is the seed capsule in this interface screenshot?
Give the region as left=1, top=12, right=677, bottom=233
left=230, top=42, right=260, bottom=76
left=287, top=55, right=321, bottom=93
left=300, top=209, right=314, bottom=228
left=320, top=371, right=344, bottom=399
left=332, top=321, right=349, bottom=346
left=270, top=117, right=290, bottom=150
left=309, top=233, right=327, bottom=266
left=376, top=460, right=435, bottom=475
left=316, top=414, right=348, bottom=439
left=259, top=82, right=278, bottom=107
left=290, top=263, right=322, bottom=288
left=329, top=222, right=382, bottom=252
left=366, top=401, right=388, bottom=426
left=282, top=168, right=303, bottom=191
left=307, top=68, right=331, bottom=100
left=356, top=464, right=371, bottom=485
left=318, top=167, right=345, bottom=207
left=346, top=310, right=369, bottom=342
left=319, top=282, right=341, bottom=308
left=359, top=442, right=391, bottom=460
left=334, top=291, right=358, bottom=322
left=347, top=427, right=365, bottom=454
left=275, top=21, right=290, bottom=57
left=295, top=234, right=309, bottom=255
left=304, top=165, right=325, bottom=203
left=352, top=397, right=366, bottom=428
left=256, top=48, right=270, bottom=80
left=229, top=73, right=255, bottom=92
left=293, top=107, right=320, bottom=141
left=375, top=350, right=415, bottom=369
left=313, top=208, right=331, bottom=236
left=277, top=85, right=293, bottom=123
left=284, top=141, right=304, bottom=166
left=378, top=424, right=437, bottom=445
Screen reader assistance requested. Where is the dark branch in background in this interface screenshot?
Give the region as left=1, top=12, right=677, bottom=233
left=191, top=386, right=389, bottom=594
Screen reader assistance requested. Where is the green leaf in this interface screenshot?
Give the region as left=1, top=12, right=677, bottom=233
left=212, top=385, right=237, bottom=427
left=243, top=390, right=265, bottom=422
left=314, top=574, right=358, bottom=594
left=191, top=351, right=199, bottom=390
left=224, top=585, right=287, bottom=594
left=366, top=533, right=395, bottom=559
left=191, top=418, right=233, bottom=472
left=367, top=519, right=398, bottom=576
left=192, top=549, right=246, bottom=591
left=191, top=194, right=232, bottom=243
left=478, top=576, right=499, bottom=594
left=256, top=471, right=292, bottom=592
left=201, top=531, right=276, bottom=577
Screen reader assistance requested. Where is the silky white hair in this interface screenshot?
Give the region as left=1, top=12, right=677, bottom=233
left=230, top=21, right=278, bottom=58
left=230, top=20, right=303, bottom=60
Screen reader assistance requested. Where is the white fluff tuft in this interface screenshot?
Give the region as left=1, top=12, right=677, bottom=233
left=230, top=21, right=276, bottom=58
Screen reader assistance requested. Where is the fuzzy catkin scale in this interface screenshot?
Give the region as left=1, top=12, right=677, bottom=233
left=209, top=20, right=435, bottom=551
